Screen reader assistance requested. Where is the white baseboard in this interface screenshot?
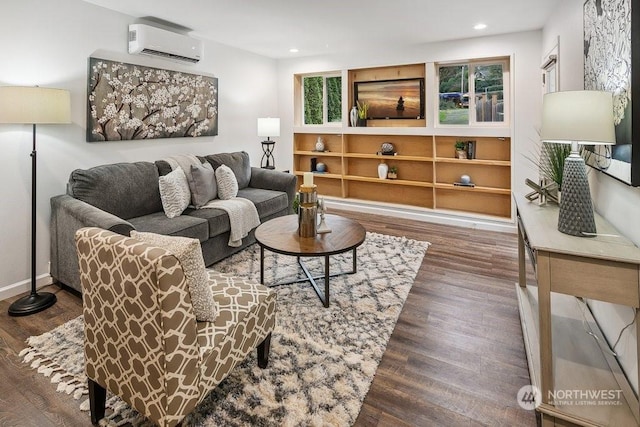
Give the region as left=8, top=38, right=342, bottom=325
left=0, top=274, right=53, bottom=302
left=324, top=198, right=517, bottom=234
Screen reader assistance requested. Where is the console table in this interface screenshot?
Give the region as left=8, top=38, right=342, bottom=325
left=514, top=193, right=640, bottom=426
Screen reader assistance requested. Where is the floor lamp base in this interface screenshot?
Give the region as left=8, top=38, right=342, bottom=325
left=8, top=291, right=57, bottom=316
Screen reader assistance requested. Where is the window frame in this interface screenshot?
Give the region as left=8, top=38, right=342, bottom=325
left=436, top=58, right=510, bottom=127
left=301, top=72, right=342, bottom=127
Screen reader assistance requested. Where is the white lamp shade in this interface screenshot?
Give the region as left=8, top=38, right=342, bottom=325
left=0, top=86, right=71, bottom=124
left=257, top=117, right=280, bottom=138
left=540, top=90, right=615, bottom=145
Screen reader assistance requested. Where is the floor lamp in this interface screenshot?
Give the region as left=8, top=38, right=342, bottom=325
left=0, top=86, right=71, bottom=316
left=539, top=90, right=615, bottom=237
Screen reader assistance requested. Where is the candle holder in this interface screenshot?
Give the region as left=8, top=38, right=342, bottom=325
left=317, top=197, right=331, bottom=234
left=298, top=185, right=317, bottom=238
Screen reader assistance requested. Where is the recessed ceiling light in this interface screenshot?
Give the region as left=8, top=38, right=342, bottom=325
left=474, top=23, right=487, bottom=30
left=289, top=48, right=299, bottom=53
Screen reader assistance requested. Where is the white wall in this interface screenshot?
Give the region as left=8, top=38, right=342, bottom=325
left=0, top=0, right=278, bottom=298
left=275, top=30, right=542, bottom=226
left=543, top=0, right=640, bottom=393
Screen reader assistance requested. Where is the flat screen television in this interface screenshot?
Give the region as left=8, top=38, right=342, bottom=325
left=354, top=78, right=425, bottom=120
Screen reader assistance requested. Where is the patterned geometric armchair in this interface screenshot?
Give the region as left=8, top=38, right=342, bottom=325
left=75, top=227, right=276, bottom=427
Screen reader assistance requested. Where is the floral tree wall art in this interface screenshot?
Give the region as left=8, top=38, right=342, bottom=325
left=87, top=57, right=218, bottom=141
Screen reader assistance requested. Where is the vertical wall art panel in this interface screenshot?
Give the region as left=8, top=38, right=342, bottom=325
left=87, top=57, right=218, bottom=141
left=583, top=0, right=639, bottom=186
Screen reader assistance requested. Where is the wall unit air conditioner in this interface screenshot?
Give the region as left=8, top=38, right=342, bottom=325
left=128, top=24, right=203, bottom=64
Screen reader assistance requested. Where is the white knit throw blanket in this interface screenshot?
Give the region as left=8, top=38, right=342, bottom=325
left=164, top=154, right=260, bottom=247
left=201, top=197, right=260, bottom=247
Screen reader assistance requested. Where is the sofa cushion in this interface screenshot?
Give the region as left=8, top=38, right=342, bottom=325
left=129, top=212, right=209, bottom=242
left=204, top=151, right=251, bottom=189
left=188, top=163, right=217, bottom=208
left=159, top=167, right=191, bottom=218
left=186, top=208, right=230, bottom=238
left=237, top=188, right=289, bottom=218
left=131, top=231, right=218, bottom=322
left=215, top=165, right=239, bottom=200
left=69, top=162, right=163, bottom=220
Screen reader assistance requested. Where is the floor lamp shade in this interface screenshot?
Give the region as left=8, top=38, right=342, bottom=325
left=540, top=91, right=615, bottom=237
left=0, top=86, right=71, bottom=316
left=0, top=86, right=71, bottom=124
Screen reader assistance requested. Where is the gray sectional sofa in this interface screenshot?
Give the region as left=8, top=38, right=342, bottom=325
left=51, top=151, right=297, bottom=293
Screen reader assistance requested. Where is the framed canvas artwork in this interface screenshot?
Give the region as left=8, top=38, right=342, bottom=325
left=87, top=57, right=218, bottom=141
left=583, top=0, right=639, bottom=186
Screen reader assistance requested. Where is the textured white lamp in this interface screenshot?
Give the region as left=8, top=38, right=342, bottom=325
left=0, top=86, right=71, bottom=315
left=258, top=117, right=280, bottom=169
left=540, top=90, right=615, bottom=237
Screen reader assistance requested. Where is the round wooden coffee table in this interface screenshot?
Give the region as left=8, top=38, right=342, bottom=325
left=254, top=214, right=366, bottom=307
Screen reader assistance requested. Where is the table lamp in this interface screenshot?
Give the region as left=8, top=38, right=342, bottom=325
left=0, top=86, right=71, bottom=315
left=540, top=90, right=615, bottom=237
left=258, top=117, right=280, bottom=169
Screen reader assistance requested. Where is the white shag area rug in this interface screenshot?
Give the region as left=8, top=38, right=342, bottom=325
left=21, top=232, right=429, bottom=426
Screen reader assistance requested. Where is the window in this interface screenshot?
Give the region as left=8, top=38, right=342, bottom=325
left=437, top=59, right=509, bottom=126
left=302, top=74, right=342, bottom=125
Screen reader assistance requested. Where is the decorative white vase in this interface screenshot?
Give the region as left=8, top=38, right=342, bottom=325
left=350, top=106, right=358, bottom=127
left=378, top=161, right=388, bottom=179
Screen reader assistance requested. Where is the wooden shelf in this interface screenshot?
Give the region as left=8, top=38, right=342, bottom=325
left=293, top=171, right=342, bottom=180
left=294, top=150, right=343, bottom=157
left=435, top=157, right=511, bottom=167
left=434, top=183, right=511, bottom=195
left=344, top=175, right=433, bottom=187
left=294, top=132, right=512, bottom=218
left=344, top=153, right=433, bottom=162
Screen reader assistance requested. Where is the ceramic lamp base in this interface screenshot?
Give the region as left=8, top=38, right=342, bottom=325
left=557, top=153, right=596, bottom=237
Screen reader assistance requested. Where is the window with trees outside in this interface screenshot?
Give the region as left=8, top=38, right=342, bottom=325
left=303, top=74, right=342, bottom=125
left=437, top=59, right=509, bottom=126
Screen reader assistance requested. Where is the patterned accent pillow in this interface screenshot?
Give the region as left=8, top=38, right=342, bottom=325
left=158, top=167, right=190, bottom=218
left=188, top=162, right=217, bottom=208
left=215, top=164, right=239, bottom=200
left=130, top=231, right=217, bottom=322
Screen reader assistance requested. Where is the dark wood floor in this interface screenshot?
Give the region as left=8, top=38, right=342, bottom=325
left=0, top=209, right=536, bottom=426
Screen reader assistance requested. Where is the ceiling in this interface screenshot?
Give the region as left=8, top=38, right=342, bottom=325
left=83, top=0, right=559, bottom=59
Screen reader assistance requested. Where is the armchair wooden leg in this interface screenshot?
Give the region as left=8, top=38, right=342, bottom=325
left=88, top=379, right=106, bottom=425
left=257, top=333, right=272, bottom=368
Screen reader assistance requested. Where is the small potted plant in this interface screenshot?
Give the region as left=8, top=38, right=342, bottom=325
left=388, top=166, right=398, bottom=179
left=356, top=100, right=369, bottom=126
left=455, top=140, right=467, bottom=159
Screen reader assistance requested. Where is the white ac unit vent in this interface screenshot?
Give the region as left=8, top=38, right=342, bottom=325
left=128, top=24, right=203, bottom=64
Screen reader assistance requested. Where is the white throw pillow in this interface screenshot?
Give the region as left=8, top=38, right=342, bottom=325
left=158, top=167, right=191, bottom=218
left=215, top=164, right=239, bottom=200
left=130, top=231, right=217, bottom=322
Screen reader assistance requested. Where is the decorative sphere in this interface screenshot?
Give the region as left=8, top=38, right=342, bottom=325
left=315, top=138, right=325, bottom=152
left=316, top=162, right=327, bottom=173
left=381, top=142, right=394, bottom=154
left=460, top=174, right=471, bottom=184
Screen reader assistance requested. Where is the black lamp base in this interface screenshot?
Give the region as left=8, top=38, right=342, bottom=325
left=8, top=292, right=57, bottom=316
